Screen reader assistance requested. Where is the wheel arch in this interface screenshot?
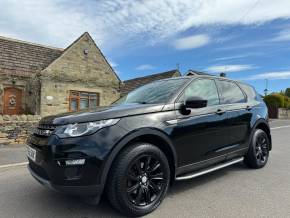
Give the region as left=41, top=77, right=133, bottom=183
left=252, top=119, right=272, bottom=150
left=99, top=128, right=177, bottom=196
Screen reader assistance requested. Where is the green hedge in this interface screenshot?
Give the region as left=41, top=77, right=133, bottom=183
left=264, top=94, right=284, bottom=108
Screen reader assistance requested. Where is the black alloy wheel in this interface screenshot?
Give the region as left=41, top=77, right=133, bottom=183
left=244, top=129, right=270, bottom=169
left=107, top=143, right=170, bottom=217
left=126, top=155, right=166, bottom=207
left=255, top=133, right=269, bottom=165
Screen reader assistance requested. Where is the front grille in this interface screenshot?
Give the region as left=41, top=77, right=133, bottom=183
left=33, top=124, right=56, bottom=137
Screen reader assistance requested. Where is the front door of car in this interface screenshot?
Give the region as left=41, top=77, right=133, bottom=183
left=172, top=78, right=228, bottom=168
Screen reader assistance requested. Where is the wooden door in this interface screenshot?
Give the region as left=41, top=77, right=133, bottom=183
left=3, top=87, right=22, bottom=115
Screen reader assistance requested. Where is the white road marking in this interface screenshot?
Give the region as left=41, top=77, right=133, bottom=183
left=270, top=125, right=290, bottom=130
left=270, top=119, right=290, bottom=122
left=0, top=162, right=28, bottom=169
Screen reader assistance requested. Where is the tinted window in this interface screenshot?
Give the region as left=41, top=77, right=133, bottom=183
left=179, top=79, right=219, bottom=106
left=239, top=83, right=257, bottom=101
left=113, top=78, right=189, bottom=105
left=216, top=80, right=245, bottom=104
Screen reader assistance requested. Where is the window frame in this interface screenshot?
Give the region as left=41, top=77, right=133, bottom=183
left=215, top=79, right=247, bottom=105
left=68, top=90, right=100, bottom=112
left=175, top=78, right=221, bottom=106
left=237, top=82, right=258, bottom=102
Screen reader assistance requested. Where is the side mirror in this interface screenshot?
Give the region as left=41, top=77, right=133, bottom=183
left=184, top=96, right=207, bottom=109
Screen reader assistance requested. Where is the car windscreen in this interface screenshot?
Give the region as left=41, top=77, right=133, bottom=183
left=113, top=78, right=189, bottom=105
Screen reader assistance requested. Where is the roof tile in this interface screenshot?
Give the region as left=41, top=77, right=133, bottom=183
left=0, top=36, right=63, bottom=77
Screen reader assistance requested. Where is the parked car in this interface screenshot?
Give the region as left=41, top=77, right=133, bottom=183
left=27, top=75, right=272, bottom=217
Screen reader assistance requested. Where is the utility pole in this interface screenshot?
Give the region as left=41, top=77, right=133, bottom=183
left=264, top=79, right=268, bottom=96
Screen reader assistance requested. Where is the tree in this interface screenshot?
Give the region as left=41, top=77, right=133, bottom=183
left=285, top=88, right=290, bottom=98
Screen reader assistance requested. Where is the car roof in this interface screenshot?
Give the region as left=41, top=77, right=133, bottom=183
left=157, top=74, right=241, bottom=83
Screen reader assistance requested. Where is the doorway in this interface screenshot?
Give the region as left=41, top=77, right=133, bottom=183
left=3, top=87, right=23, bottom=115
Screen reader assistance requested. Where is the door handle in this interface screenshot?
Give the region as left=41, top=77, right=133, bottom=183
left=246, top=105, right=252, bottom=111
left=216, top=108, right=225, bottom=115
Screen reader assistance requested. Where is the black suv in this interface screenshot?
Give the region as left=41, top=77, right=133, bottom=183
left=27, top=75, right=271, bottom=217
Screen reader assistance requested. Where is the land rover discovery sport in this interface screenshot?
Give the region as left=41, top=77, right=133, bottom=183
left=27, top=75, right=271, bottom=217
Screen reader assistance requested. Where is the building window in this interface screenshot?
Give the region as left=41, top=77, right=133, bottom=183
left=69, top=91, right=100, bottom=112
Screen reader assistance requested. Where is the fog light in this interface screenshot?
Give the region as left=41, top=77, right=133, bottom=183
left=65, top=159, right=85, bottom=166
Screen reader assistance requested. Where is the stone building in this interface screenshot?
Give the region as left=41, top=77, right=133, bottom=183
left=0, top=32, right=121, bottom=116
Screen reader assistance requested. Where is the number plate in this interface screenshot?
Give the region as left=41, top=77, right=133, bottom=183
left=27, top=146, right=37, bottom=162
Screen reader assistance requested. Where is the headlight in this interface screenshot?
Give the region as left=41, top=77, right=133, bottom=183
left=56, top=119, right=120, bottom=138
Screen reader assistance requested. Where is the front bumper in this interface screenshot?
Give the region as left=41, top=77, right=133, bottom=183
left=26, top=123, right=128, bottom=201
left=28, top=164, right=102, bottom=196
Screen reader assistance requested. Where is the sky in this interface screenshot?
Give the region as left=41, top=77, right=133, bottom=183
left=0, top=0, right=290, bottom=94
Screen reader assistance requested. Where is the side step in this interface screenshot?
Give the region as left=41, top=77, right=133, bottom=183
left=175, top=157, right=244, bottom=181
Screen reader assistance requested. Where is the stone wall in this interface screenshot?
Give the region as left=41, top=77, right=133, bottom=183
left=25, top=75, right=41, bottom=115
left=278, top=108, right=290, bottom=119
left=0, top=115, right=41, bottom=145
left=41, top=33, right=120, bottom=87
left=40, top=80, right=119, bottom=116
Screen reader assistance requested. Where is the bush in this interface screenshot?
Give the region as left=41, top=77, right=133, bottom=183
left=264, top=94, right=284, bottom=108
left=284, top=96, right=290, bottom=109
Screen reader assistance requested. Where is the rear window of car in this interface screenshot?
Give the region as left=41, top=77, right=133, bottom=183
left=238, top=83, right=258, bottom=101
left=216, top=80, right=246, bottom=104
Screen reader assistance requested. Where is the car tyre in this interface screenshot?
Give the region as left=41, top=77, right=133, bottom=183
left=244, top=129, right=270, bottom=169
left=106, top=142, right=170, bottom=217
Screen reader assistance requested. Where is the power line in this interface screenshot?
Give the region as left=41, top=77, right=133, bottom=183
left=216, top=0, right=262, bottom=46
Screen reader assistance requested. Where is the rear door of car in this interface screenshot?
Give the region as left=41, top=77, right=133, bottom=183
left=215, top=79, right=250, bottom=151
left=237, top=83, right=261, bottom=146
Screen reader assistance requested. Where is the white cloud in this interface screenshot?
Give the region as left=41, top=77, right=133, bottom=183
left=205, top=64, right=255, bottom=73
left=135, top=64, right=155, bottom=70
left=212, top=52, right=264, bottom=62
left=215, top=40, right=271, bottom=51
left=244, top=71, right=290, bottom=80
left=271, top=29, right=290, bottom=42
left=213, top=54, right=252, bottom=62
left=0, top=0, right=106, bottom=48
left=214, top=35, right=236, bottom=44
left=173, top=34, right=210, bottom=50
left=1, top=0, right=290, bottom=50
